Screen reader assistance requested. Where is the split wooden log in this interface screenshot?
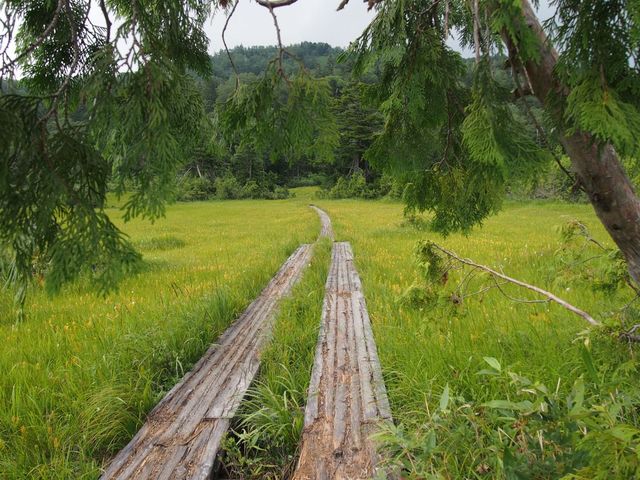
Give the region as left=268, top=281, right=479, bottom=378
left=100, top=244, right=313, bottom=480
left=293, top=242, right=392, bottom=480
left=310, top=205, right=335, bottom=241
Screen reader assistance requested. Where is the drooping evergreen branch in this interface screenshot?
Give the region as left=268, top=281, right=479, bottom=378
left=0, top=0, right=64, bottom=77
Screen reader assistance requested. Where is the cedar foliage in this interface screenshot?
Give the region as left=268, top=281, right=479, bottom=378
left=2, top=0, right=640, bottom=290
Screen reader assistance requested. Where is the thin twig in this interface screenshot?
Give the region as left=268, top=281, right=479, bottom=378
left=222, top=0, right=240, bottom=88
left=489, top=275, right=549, bottom=304
left=264, top=0, right=290, bottom=83
left=99, top=0, right=112, bottom=43
left=472, top=0, right=480, bottom=63
left=430, top=242, right=600, bottom=326
left=1, top=0, right=65, bottom=76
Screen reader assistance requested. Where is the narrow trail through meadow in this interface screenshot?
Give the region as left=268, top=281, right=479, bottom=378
left=101, top=206, right=390, bottom=479
left=100, top=248, right=315, bottom=480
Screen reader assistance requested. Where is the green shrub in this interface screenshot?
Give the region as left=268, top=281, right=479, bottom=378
left=376, top=353, right=640, bottom=479
left=269, top=186, right=290, bottom=200
left=240, top=180, right=262, bottom=199
left=214, top=174, right=242, bottom=200
left=287, top=173, right=329, bottom=188
left=174, top=175, right=215, bottom=201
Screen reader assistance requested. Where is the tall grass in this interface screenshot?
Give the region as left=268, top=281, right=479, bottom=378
left=313, top=199, right=640, bottom=478
left=5, top=192, right=640, bottom=478
left=0, top=200, right=317, bottom=479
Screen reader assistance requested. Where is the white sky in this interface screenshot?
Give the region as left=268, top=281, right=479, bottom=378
left=206, top=0, right=375, bottom=53
left=205, top=0, right=556, bottom=56
left=2, top=0, right=556, bottom=71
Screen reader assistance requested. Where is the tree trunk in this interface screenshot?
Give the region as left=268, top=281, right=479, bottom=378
left=507, top=0, right=640, bottom=284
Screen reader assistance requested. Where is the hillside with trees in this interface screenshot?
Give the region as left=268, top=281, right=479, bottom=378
left=175, top=42, right=385, bottom=202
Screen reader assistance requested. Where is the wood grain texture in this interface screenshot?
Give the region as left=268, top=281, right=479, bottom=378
left=294, top=242, right=392, bottom=480
left=100, top=244, right=313, bottom=480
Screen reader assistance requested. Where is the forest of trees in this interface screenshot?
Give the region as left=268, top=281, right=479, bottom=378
left=173, top=42, right=386, bottom=202
left=177, top=42, right=578, bottom=203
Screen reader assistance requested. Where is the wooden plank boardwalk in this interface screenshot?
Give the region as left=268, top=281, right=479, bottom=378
left=293, top=241, right=392, bottom=480
left=310, top=205, right=334, bottom=241
left=100, top=244, right=313, bottom=480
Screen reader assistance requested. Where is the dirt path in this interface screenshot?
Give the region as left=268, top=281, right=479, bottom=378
left=293, top=241, right=392, bottom=480
left=100, top=244, right=313, bottom=480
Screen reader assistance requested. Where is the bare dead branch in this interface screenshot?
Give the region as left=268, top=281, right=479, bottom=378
left=472, top=0, right=480, bottom=63
left=222, top=0, right=240, bottom=88
left=99, top=0, right=112, bottom=43
left=444, top=0, right=450, bottom=38
left=620, top=323, right=640, bottom=342
left=489, top=275, right=550, bottom=304
left=264, top=0, right=290, bottom=83
left=430, top=242, right=600, bottom=326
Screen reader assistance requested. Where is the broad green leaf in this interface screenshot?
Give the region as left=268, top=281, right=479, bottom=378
left=439, top=384, right=450, bottom=412
left=483, top=357, right=502, bottom=372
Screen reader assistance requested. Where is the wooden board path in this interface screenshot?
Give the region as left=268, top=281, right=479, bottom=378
left=293, top=241, right=393, bottom=480
left=310, top=205, right=334, bottom=241
left=100, top=244, right=313, bottom=480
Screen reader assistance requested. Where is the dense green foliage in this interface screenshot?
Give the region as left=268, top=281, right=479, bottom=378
left=1, top=0, right=214, bottom=295
left=3, top=0, right=640, bottom=289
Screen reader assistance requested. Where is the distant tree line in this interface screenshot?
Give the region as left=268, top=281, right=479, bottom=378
left=172, top=42, right=389, bottom=201
left=178, top=43, right=592, bottom=203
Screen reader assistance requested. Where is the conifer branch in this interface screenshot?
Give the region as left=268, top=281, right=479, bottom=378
left=1, top=0, right=64, bottom=77
left=510, top=60, right=586, bottom=194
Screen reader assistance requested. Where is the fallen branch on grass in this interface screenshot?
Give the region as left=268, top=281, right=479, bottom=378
left=428, top=242, right=600, bottom=326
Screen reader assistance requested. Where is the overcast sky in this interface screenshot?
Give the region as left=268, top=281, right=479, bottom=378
left=206, top=0, right=375, bottom=54
left=206, top=0, right=556, bottom=55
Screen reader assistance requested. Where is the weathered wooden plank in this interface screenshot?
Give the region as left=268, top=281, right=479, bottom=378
left=101, top=243, right=313, bottom=480
left=294, top=242, right=393, bottom=480
left=310, top=205, right=335, bottom=240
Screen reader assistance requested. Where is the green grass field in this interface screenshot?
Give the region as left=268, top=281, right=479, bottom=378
left=314, top=199, right=640, bottom=478
left=2, top=192, right=639, bottom=479
left=0, top=199, right=317, bottom=478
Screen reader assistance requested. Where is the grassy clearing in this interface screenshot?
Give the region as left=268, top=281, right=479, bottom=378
left=4, top=192, right=640, bottom=479
left=312, top=199, right=640, bottom=478
left=220, top=238, right=332, bottom=479
left=0, top=199, right=317, bottom=479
